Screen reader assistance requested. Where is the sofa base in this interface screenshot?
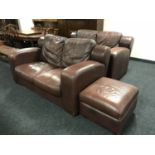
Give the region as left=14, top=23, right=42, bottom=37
left=15, top=76, right=63, bottom=110
left=79, top=77, right=139, bottom=134
left=80, top=97, right=137, bottom=134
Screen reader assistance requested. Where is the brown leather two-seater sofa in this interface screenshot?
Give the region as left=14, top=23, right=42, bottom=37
left=10, top=34, right=111, bottom=116
left=71, top=29, right=134, bottom=79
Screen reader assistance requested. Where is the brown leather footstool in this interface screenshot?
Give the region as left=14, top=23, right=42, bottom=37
left=80, top=77, right=139, bottom=134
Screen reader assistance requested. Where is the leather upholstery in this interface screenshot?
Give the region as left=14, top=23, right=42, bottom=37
left=91, top=45, right=111, bottom=74
left=77, top=29, right=97, bottom=40
left=62, top=38, right=96, bottom=67
left=34, top=68, right=62, bottom=97
left=15, top=62, right=54, bottom=83
left=42, top=34, right=67, bottom=67
left=97, top=31, right=122, bottom=48
left=10, top=36, right=108, bottom=116
left=71, top=29, right=134, bottom=79
left=38, top=35, right=110, bottom=69
left=10, top=47, right=41, bottom=79
left=10, top=47, right=41, bottom=68
left=80, top=77, right=138, bottom=119
left=10, top=34, right=138, bottom=132
left=80, top=77, right=138, bottom=133
left=119, top=36, right=134, bottom=53
left=61, top=60, right=106, bottom=115
left=80, top=98, right=137, bottom=134
left=108, top=47, right=130, bottom=79
left=39, top=36, right=97, bottom=68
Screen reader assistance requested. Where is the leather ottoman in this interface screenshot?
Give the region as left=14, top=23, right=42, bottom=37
left=80, top=77, right=139, bottom=134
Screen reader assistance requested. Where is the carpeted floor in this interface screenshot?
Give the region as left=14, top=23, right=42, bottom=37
left=0, top=59, right=155, bottom=135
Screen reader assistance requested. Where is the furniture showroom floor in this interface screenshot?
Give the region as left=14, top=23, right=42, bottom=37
left=0, top=59, right=155, bottom=135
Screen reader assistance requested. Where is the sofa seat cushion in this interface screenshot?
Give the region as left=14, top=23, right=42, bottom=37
left=34, top=69, right=62, bottom=97
left=97, top=31, right=122, bottom=48
left=77, top=29, right=97, bottom=40
left=62, top=38, right=96, bottom=67
left=80, top=77, right=138, bottom=119
left=15, top=62, right=55, bottom=83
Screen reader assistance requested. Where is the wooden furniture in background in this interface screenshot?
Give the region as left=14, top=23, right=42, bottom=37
left=15, top=29, right=44, bottom=47
left=33, top=19, right=59, bottom=35
left=0, top=19, right=19, bottom=30
left=2, top=24, right=19, bottom=47
left=32, top=19, right=104, bottom=37
left=1, top=25, right=44, bottom=48
left=0, top=19, right=19, bottom=42
left=0, top=19, right=104, bottom=48
left=58, top=19, right=104, bottom=37
left=33, top=19, right=58, bottom=22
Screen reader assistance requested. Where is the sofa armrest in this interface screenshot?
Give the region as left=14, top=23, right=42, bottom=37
left=119, top=36, right=134, bottom=55
left=10, top=47, right=41, bottom=73
left=70, top=31, right=77, bottom=38
left=109, top=47, right=130, bottom=79
left=111, top=47, right=130, bottom=56
left=61, top=60, right=106, bottom=116
left=91, top=45, right=111, bottom=75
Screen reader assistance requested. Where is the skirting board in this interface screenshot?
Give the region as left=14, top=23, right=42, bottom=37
left=130, top=57, right=155, bottom=64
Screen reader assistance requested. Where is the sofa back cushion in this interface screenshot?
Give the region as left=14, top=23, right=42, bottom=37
left=77, top=29, right=97, bottom=40
left=42, top=34, right=67, bottom=67
left=62, top=38, right=96, bottom=67
left=97, top=31, right=122, bottom=48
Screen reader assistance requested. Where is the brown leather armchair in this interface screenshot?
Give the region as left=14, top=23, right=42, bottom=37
left=71, top=29, right=134, bottom=79
left=10, top=34, right=110, bottom=116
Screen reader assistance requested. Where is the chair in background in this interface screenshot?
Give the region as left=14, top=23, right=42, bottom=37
left=71, top=29, right=134, bottom=79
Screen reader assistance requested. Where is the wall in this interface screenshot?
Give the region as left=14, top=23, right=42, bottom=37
left=18, top=19, right=34, bottom=31
left=104, top=19, right=155, bottom=61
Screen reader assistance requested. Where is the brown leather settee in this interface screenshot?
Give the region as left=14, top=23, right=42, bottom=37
left=71, top=29, right=134, bottom=79
left=10, top=34, right=111, bottom=116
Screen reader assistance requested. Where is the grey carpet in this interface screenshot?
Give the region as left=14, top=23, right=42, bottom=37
left=0, top=60, right=155, bottom=135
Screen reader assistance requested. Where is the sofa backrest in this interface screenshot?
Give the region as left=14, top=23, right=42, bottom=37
left=40, top=34, right=96, bottom=68
left=62, top=38, right=96, bottom=67
left=77, top=29, right=97, bottom=41
left=42, top=34, right=67, bottom=67
left=77, top=29, right=122, bottom=48
left=97, top=31, right=122, bottom=48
